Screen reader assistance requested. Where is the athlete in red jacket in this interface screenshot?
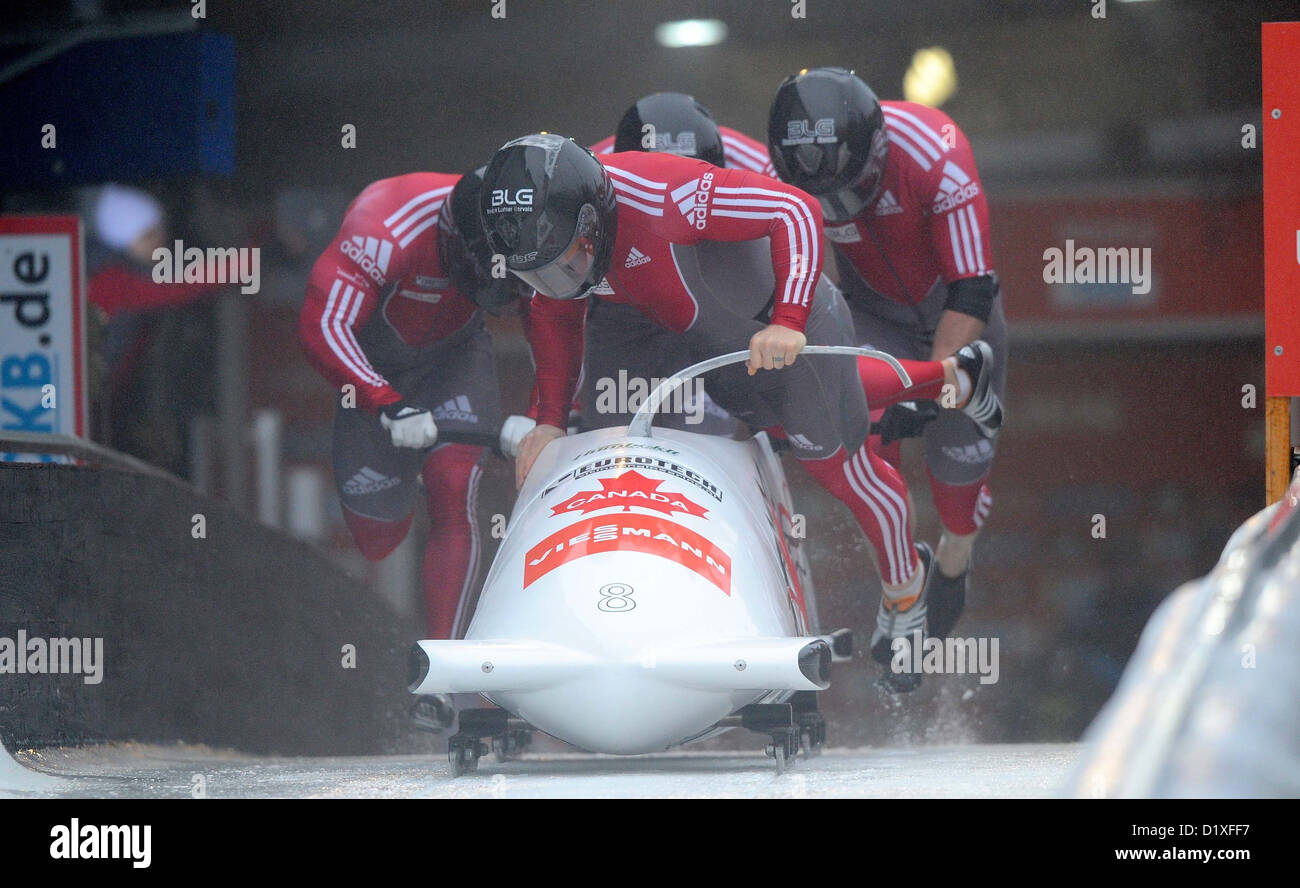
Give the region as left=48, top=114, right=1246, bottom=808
left=580, top=93, right=771, bottom=434
left=299, top=169, right=528, bottom=668
left=589, top=99, right=777, bottom=176
left=768, top=67, right=1007, bottom=662
left=482, top=135, right=1001, bottom=691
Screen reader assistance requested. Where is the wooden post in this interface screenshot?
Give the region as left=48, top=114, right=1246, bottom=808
left=1265, top=397, right=1292, bottom=504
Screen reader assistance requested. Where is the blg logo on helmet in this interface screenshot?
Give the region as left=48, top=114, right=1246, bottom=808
left=655, top=131, right=698, bottom=155
left=488, top=188, right=534, bottom=214
left=782, top=118, right=836, bottom=146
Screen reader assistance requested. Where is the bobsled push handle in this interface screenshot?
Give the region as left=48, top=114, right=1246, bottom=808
left=628, top=346, right=913, bottom=438
left=428, top=415, right=537, bottom=458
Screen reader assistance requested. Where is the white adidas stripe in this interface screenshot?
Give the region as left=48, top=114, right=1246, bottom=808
left=615, top=195, right=664, bottom=216
left=711, top=203, right=815, bottom=307
left=884, top=115, right=942, bottom=164
left=948, top=214, right=967, bottom=275
left=614, top=180, right=667, bottom=203
left=854, top=449, right=913, bottom=584
left=721, top=136, right=772, bottom=173
left=886, top=131, right=933, bottom=172
left=383, top=186, right=452, bottom=231
left=843, top=449, right=911, bottom=585
left=399, top=212, right=442, bottom=250
left=604, top=165, right=667, bottom=190
left=942, top=160, right=971, bottom=185
left=390, top=199, right=442, bottom=239
left=842, top=456, right=900, bottom=582
left=451, top=462, right=483, bottom=639
left=322, top=280, right=363, bottom=382
left=974, top=490, right=991, bottom=528
left=339, top=282, right=382, bottom=387
left=713, top=184, right=819, bottom=307
left=966, top=205, right=985, bottom=274
left=883, top=106, right=951, bottom=156
left=391, top=204, right=443, bottom=250
left=955, top=207, right=977, bottom=273
left=323, top=279, right=385, bottom=387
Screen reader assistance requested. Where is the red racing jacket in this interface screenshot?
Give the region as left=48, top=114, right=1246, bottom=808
left=823, top=101, right=995, bottom=312
left=298, top=172, right=479, bottom=412
left=528, top=151, right=824, bottom=428
left=590, top=124, right=777, bottom=177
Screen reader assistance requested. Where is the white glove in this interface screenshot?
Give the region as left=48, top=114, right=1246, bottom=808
left=380, top=402, right=439, bottom=449
left=499, top=414, right=538, bottom=459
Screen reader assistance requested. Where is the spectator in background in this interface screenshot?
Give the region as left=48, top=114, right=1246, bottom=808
left=85, top=183, right=221, bottom=472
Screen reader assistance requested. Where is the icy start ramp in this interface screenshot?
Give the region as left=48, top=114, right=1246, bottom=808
left=11, top=743, right=1079, bottom=799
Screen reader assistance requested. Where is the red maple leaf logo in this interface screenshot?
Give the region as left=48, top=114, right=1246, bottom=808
left=550, top=470, right=710, bottom=518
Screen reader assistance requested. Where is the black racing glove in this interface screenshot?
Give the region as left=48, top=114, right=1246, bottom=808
left=876, top=400, right=939, bottom=446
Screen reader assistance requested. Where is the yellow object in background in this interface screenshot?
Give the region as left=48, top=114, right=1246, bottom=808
left=904, top=47, right=958, bottom=107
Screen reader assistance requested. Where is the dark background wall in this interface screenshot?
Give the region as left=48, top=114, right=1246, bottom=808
left=0, top=463, right=421, bottom=754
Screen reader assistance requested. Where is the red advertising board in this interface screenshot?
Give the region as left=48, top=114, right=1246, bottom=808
left=1264, top=22, right=1300, bottom=397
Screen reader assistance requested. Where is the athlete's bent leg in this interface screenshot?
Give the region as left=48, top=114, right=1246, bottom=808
left=859, top=356, right=946, bottom=407
left=420, top=443, right=485, bottom=640
left=343, top=508, right=414, bottom=560
left=333, top=394, right=422, bottom=561
left=798, top=444, right=922, bottom=593
left=930, top=472, right=992, bottom=569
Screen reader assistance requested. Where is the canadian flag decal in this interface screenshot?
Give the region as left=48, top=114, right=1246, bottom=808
left=549, top=470, right=709, bottom=518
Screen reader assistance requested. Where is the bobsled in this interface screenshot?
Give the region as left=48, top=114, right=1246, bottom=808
left=409, top=347, right=911, bottom=774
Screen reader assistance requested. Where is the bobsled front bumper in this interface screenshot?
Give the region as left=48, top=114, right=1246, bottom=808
left=408, top=636, right=832, bottom=696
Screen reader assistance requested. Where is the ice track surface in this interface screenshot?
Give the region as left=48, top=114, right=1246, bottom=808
left=6, top=743, right=1079, bottom=798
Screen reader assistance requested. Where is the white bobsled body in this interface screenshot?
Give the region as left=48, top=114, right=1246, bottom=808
left=410, top=426, right=832, bottom=754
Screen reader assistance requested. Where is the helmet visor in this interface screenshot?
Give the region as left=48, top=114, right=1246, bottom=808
left=815, top=127, right=888, bottom=222
left=818, top=187, right=872, bottom=223
left=509, top=203, right=602, bottom=300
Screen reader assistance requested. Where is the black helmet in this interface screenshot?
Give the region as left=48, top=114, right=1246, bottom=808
left=437, top=166, right=530, bottom=315
left=613, top=92, right=726, bottom=167
left=767, top=67, right=889, bottom=222
left=479, top=133, right=617, bottom=301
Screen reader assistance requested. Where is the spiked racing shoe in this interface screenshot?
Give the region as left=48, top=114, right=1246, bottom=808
left=926, top=565, right=968, bottom=640
left=870, top=542, right=932, bottom=693
left=954, top=341, right=1003, bottom=439
left=411, top=693, right=456, bottom=733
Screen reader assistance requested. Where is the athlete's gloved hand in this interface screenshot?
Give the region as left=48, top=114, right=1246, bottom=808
left=876, top=400, right=939, bottom=446
left=499, top=414, right=538, bottom=459
left=380, top=400, right=439, bottom=449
